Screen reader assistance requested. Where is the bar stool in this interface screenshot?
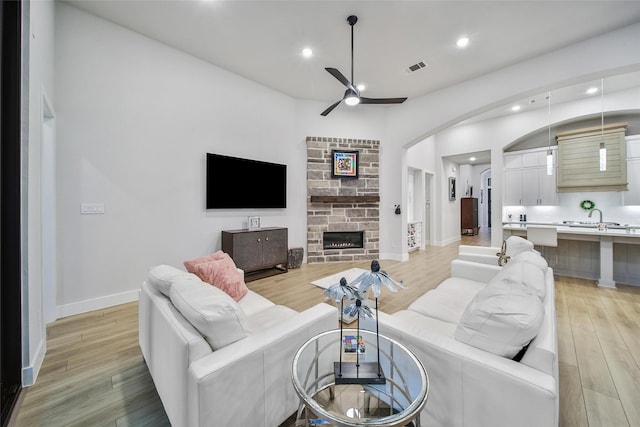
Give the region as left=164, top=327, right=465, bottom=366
left=526, top=225, right=558, bottom=265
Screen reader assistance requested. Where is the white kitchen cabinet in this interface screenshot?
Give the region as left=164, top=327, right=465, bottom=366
left=623, top=158, right=640, bottom=206
left=538, top=167, right=559, bottom=205
left=504, top=147, right=557, bottom=206
left=522, top=168, right=539, bottom=206
left=623, top=135, right=640, bottom=206
left=504, top=169, right=521, bottom=205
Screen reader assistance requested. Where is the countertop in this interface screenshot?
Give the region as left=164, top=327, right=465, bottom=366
left=503, top=222, right=640, bottom=238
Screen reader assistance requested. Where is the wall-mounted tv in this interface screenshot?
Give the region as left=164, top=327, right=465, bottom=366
left=206, top=153, right=287, bottom=209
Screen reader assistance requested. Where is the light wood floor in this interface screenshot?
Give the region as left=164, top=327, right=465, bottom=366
left=13, top=229, right=640, bottom=426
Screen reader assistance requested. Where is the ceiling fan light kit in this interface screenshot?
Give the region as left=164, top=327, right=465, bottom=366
left=321, top=15, right=407, bottom=116
left=344, top=89, right=360, bottom=106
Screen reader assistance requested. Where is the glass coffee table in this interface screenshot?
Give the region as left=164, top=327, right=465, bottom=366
left=291, top=328, right=428, bottom=427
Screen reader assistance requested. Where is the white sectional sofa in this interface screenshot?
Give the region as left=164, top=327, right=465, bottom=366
left=138, top=264, right=336, bottom=427
left=378, top=237, right=558, bottom=427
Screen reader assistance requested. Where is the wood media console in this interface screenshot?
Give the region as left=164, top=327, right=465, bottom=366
left=222, top=227, right=288, bottom=282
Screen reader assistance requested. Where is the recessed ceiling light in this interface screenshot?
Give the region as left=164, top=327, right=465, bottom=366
left=586, top=87, right=598, bottom=95
left=456, top=36, right=470, bottom=48
left=302, top=48, right=312, bottom=58
left=469, top=157, right=476, bottom=162
left=356, top=83, right=366, bottom=92
left=511, top=105, right=521, bottom=112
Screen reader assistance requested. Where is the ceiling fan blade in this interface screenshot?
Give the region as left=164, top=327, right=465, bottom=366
left=360, top=97, right=408, bottom=105
left=321, top=100, right=342, bottom=116
left=325, top=68, right=356, bottom=92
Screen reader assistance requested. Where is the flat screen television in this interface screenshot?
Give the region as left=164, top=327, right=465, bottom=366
left=206, top=153, right=287, bottom=209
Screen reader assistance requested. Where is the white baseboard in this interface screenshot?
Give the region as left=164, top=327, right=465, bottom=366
left=22, top=338, right=46, bottom=387
left=379, top=252, right=405, bottom=262
left=440, top=236, right=461, bottom=246
left=57, top=289, right=139, bottom=319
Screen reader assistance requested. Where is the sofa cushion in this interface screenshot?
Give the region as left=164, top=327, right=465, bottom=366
left=237, top=290, right=276, bottom=317
left=455, top=279, right=544, bottom=358
left=169, top=278, right=248, bottom=350
left=183, top=250, right=227, bottom=273
left=148, top=264, right=199, bottom=297
left=244, top=305, right=298, bottom=334
left=390, top=309, right=459, bottom=338
left=408, top=278, right=485, bottom=324
left=193, top=253, right=249, bottom=301
left=491, top=259, right=546, bottom=300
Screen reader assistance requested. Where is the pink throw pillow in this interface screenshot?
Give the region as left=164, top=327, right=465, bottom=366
left=184, top=250, right=226, bottom=273
left=193, top=253, right=248, bottom=301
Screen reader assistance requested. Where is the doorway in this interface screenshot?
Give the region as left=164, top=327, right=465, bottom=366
left=424, top=172, right=432, bottom=245
left=480, top=168, right=492, bottom=229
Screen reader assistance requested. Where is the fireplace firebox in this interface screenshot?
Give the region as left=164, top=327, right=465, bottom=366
left=323, top=231, right=364, bottom=250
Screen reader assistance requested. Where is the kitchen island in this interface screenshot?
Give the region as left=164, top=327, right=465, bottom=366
left=504, top=222, right=640, bottom=288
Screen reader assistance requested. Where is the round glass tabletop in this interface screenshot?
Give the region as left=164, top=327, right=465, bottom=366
left=292, top=328, right=428, bottom=427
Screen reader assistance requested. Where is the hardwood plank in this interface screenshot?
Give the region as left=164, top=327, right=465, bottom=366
left=559, top=361, right=588, bottom=427
left=583, top=389, right=629, bottom=427
left=586, top=293, right=640, bottom=426
left=564, top=287, right=618, bottom=398
left=556, top=275, right=578, bottom=367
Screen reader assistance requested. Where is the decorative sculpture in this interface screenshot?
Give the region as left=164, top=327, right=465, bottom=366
left=324, top=260, right=404, bottom=384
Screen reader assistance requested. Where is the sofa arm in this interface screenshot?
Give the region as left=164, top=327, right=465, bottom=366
left=187, top=302, right=337, bottom=427
left=378, top=311, right=558, bottom=427
left=450, top=259, right=501, bottom=283
left=457, top=245, right=502, bottom=266
left=458, top=245, right=500, bottom=256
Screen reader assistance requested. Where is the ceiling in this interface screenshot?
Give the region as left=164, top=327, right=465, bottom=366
left=65, top=0, right=640, bottom=113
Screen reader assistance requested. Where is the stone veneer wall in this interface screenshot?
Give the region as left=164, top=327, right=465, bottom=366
left=306, top=137, right=380, bottom=263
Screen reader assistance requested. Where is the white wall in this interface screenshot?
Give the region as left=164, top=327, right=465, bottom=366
left=54, top=4, right=302, bottom=315
left=23, top=0, right=56, bottom=385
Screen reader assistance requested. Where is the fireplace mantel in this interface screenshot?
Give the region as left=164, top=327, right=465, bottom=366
left=310, top=195, right=380, bottom=203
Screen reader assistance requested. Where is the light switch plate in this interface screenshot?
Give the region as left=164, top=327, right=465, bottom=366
left=80, top=203, right=105, bottom=214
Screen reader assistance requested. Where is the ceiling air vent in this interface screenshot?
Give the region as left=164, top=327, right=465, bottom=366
left=405, top=60, right=428, bottom=74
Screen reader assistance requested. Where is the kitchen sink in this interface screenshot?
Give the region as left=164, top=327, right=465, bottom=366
left=562, top=220, right=622, bottom=228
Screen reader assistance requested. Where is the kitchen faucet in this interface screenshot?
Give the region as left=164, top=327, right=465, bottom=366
left=588, top=208, right=603, bottom=224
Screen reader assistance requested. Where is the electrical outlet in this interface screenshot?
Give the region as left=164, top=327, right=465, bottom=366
left=80, top=203, right=105, bottom=214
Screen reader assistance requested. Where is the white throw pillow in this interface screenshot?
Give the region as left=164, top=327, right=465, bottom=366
left=169, top=278, right=248, bottom=350
left=505, top=236, right=535, bottom=257
left=492, top=259, right=546, bottom=301
left=510, top=250, right=548, bottom=273
left=455, top=279, right=544, bottom=358
left=148, top=264, right=199, bottom=297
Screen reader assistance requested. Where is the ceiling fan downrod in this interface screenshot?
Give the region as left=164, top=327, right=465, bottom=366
left=348, top=15, right=357, bottom=85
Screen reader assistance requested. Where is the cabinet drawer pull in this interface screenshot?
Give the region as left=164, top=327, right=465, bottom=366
left=265, top=237, right=269, bottom=241
left=257, top=238, right=261, bottom=242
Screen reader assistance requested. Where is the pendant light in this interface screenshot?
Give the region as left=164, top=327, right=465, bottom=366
left=546, top=91, right=553, bottom=176
left=599, top=78, right=607, bottom=171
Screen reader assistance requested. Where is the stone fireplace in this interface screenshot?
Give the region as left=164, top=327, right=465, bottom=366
left=306, top=137, right=380, bottom=263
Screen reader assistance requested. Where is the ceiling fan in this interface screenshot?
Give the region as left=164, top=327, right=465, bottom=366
left=321, top=15, right=407, bottom=116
